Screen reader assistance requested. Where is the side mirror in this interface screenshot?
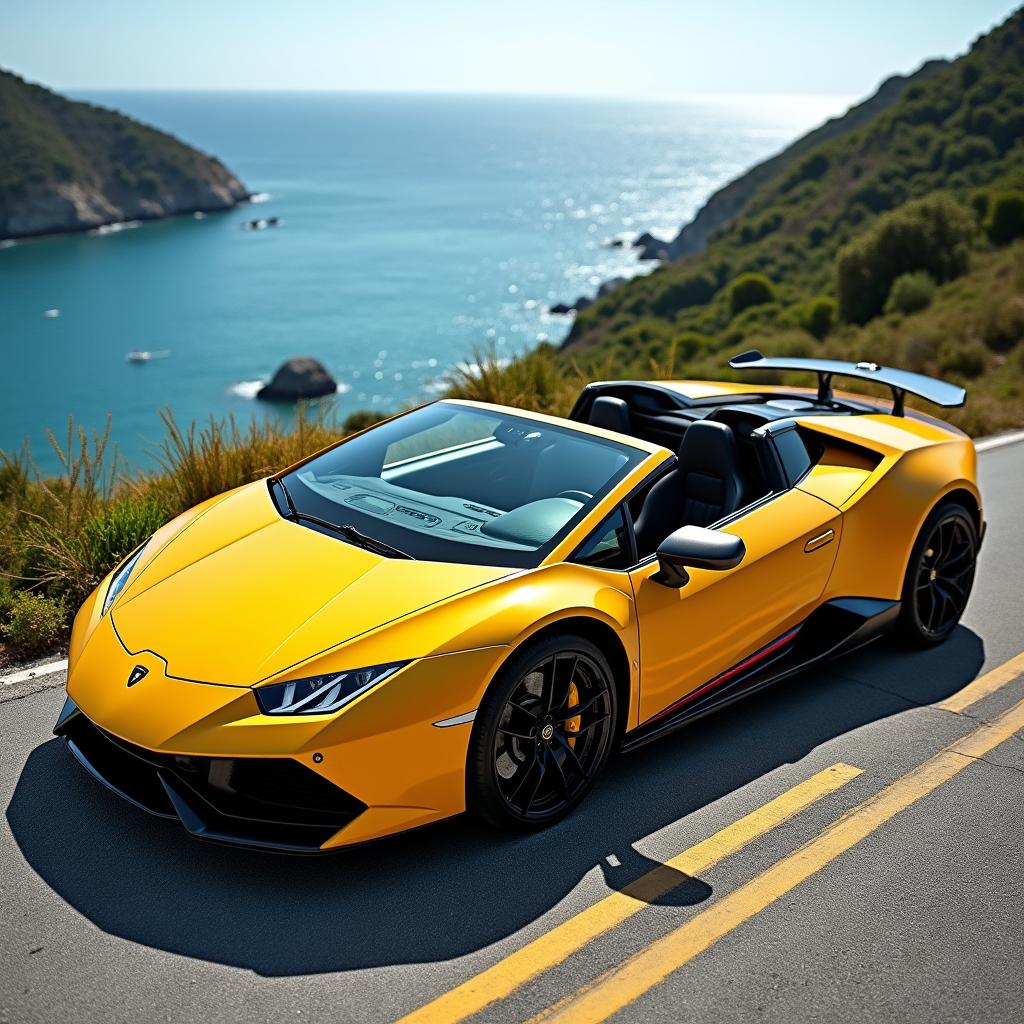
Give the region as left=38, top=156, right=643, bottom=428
left=653, top=525, right=745, bottom=589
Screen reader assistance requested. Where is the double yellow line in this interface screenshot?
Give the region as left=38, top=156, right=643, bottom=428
left=398, top=651, right=1024, bottom=1024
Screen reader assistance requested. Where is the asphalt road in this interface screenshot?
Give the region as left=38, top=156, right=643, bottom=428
left=2, top=440, right=1023, bottom=1024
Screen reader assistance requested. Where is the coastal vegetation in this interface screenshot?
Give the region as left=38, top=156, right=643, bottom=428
left=2, top=10, right=1023, bottom=662
left=0, top=68, right=249, bottom=239
left=0, top=408, right=356, bottom=663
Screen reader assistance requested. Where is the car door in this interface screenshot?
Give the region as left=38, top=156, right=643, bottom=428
left=629, top=484, right=841, bottom=726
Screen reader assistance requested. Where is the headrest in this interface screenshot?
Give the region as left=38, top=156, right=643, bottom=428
left=589, top=396, right=631, bottom=434
left=677, top=419, right=738, bottom=471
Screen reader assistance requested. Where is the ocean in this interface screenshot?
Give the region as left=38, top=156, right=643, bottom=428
left=0, top=91, right=848, bottom=473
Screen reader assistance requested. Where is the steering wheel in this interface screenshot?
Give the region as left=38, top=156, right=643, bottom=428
left=557, top=490, right=592, bottom=503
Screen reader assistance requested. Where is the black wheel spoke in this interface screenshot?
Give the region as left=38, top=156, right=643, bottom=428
left=553, top=733, right=587, bottom=780
left=497, top=726, right=536, bottom=742
left=925, top=587, right=940, bottom=632
left=941, top=574, right=969, bottom=597
left=509, top=750, right=545, bottom=810
left=523, top=749, right=550, bottom=811
left=945, top=563, right=974, bottom=582
left=536, top=656, right=562, bottom=713
left=559, top=690, right=603, bottom=720
left=569, top=712, right=610, bottom=738
left=941, top=546, right=972, bottom=570
left=938, top=591, right=954, bottom=629
left=548, top=746, right=571, bottom=800
left=937, top=523, right=953, bottom=564
left=507, top=700, right=540, bottom=728
left=544, top=654, right=577, bottom=714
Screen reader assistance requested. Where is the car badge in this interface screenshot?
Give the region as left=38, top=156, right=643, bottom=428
left=127, top=664, right=149, bottom=687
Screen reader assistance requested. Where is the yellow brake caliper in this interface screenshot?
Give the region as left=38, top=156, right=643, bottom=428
left=565, top=681, right=581, bottom=749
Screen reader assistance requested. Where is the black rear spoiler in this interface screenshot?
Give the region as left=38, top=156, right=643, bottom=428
left=728, top=350, right=966, bottom=417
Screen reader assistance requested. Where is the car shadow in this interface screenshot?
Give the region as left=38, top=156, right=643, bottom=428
left=6, top=628, right=985, bottom=977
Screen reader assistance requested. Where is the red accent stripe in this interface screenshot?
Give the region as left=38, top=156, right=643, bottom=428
left=646, top=625, right=802, bottom=726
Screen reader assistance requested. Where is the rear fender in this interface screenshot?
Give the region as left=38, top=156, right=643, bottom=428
left=824, top=439, right=979, bottom=601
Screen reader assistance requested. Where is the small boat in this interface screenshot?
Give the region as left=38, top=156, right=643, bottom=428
left=43, top=308, right=60, bottom=318
left=126, top=350, right=170, bottom=363
left=241, top=216, right=283, bottom=230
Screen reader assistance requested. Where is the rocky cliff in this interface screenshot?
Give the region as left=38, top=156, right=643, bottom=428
left=0, top=68, right=249, bottom=240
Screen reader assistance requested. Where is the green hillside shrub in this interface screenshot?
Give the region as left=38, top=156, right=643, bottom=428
left=0, top=591, right=67, bottom=660
left=729, top=273, right=777, bottom=316
left=835, top=195, right=974, bottom=323
left=938, top=338, right=988, bottom=377
left=801, top=296, right=837, bottom=339
left=943, top=135, right=998, bottom=172
left=739, top=212, right=783, bottom=244
left=885, top=271, right=937, bottom=314
left=649, top=272, right=717, bottom=317
left=979, top=290, right=1024, bottom=351
left=984, top=191, right=1024, bottom=244
left=783, top=151, right=830, bottom=191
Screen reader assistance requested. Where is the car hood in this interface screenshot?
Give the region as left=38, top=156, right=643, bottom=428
left=110, top=482, right=514, bottom=685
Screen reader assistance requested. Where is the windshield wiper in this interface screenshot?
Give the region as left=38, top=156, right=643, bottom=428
left=272, top=476, right=299, bottom=518
left=332, top=522, right=415, bottom=560
left=272, top=479, right=414, bottom=560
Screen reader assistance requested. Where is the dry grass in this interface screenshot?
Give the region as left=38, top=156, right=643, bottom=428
left=0, top=402, right=345, bottom=659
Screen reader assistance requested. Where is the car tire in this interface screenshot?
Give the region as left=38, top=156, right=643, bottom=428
left=466, top=633, right=619, bottom=831
left=896, top=502, right=978, bottom=647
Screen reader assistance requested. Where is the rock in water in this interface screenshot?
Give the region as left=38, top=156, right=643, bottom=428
left=257, top=358, right=338, bottom=401
left=633, top=232, right=671, bottom=260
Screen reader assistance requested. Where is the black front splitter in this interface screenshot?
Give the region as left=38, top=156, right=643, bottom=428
left=54, top=700, right=365, bottom=855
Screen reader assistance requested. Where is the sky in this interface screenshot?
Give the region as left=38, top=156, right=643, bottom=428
left=3, top=0, right=1020, bottom=98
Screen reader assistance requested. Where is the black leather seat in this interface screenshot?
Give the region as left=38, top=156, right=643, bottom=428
left=633, top=420, right=746, bottom=551
left=588, top=396, right=631, bottom=434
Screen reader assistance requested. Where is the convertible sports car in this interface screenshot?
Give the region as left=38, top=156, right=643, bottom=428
left=55, top=351, right=982, bottom=852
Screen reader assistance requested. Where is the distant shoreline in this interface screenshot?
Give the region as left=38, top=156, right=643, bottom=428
left=0, top=196, right=253, bottom=246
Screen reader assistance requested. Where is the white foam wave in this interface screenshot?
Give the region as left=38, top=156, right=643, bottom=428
left=228, top=379, right=351, bottom=399
left=89, top=220, right=142, bottom=237
left=249, top=192, right=272, bottom=204
left=227, top=379, right=265, bottom=399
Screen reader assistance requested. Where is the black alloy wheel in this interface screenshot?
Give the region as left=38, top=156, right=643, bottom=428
left=898, top=503, right=978, bottom=646
left=467, top=635, right=618, bottom=830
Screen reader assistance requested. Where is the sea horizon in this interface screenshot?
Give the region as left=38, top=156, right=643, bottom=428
left=72, top=86, right=857, bottom=103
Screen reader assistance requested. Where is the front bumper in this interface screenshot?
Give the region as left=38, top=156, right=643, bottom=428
left=55, top=698, right=366, bottom=853
left=59, top=604, right=507, bottom=852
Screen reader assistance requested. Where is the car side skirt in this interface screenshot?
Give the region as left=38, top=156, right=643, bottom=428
left=621, top=597, right=900, bottom=753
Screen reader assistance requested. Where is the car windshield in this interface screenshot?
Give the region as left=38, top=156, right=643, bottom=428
left=279, top=401, right=647, bottom=567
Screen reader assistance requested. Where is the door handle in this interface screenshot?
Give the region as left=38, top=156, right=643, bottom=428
left=804, top=529, right=835, bottom=553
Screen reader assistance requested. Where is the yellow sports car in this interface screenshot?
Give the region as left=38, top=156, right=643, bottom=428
left=55, top=352, right=982, bottom=852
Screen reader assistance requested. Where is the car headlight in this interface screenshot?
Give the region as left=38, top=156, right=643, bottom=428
left=255, top=662, right=407, bottom=716
left=101, top=544, right=148, bottom=616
